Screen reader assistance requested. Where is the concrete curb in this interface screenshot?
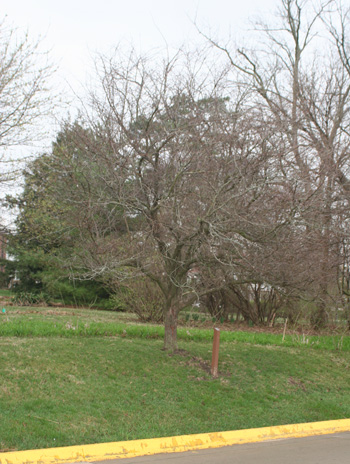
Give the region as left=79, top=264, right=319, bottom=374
left=1, top=418, right=350, bottom=463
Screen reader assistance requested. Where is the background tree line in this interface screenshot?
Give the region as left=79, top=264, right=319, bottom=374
left=4, top=0, right=350, bottom=350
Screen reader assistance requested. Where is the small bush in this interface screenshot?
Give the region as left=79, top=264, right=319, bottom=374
left=12, top=291, right=51, bottom=306
left=112, top=278, right=164, bottom=323
left=101, top=294, right=129, bottom=311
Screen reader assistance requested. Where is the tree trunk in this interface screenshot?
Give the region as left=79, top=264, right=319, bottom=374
left=312, top=187, right=332, bottom=329
left=311, top=299, right=328, bottom=329
left=163, top=305, right=178, bottom=351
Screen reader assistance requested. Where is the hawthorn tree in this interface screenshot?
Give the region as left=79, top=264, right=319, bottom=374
left=40, top=49, right=282, bottom=350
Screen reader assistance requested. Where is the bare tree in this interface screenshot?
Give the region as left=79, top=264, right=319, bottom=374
left=0, top=18, right=54, bottom=184
left=43, top=48, right=281, bottom=350
left=203, top=0, right=350, bottom=327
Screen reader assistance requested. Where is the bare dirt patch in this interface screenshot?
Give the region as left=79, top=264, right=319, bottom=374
left=169, top=349, right=230, bottom=379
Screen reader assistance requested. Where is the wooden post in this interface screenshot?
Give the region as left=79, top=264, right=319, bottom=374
left=282, top=317, right=288, bottom=342
left=211, top=327, right=220, bottom=378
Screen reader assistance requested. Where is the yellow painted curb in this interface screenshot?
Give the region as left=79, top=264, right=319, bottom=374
left=1, top=418, right=350, bottom=463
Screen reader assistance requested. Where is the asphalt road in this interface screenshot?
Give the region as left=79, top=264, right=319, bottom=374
left=79, top=432, right=350, bottom=464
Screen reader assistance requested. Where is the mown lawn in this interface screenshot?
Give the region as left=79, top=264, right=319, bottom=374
left=1, top=308, right=350, bottom=452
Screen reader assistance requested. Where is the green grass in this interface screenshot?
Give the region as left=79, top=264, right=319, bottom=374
left=0, top=289, right=12, bottom=297
left=0, top=305, right=350, bottom=452
left=1, top=337, right=350, bottom=452
left=0, top=306, right=349, bottom=351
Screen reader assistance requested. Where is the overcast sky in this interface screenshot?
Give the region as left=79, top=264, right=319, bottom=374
left=3, top=0, right=279, bottom=88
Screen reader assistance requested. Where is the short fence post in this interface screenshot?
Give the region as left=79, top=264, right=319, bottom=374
left=211, top=327, right=220, bottom=378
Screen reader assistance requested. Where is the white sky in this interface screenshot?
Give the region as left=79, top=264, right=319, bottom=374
left=2, top=0, right=279, bottom=90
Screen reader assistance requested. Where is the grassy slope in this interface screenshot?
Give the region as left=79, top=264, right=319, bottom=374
left=0, top=306, right=350, bottom=451
left=0, top=305, right=349, bottom=350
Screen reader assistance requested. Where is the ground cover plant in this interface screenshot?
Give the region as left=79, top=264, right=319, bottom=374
left=0, top=306, right=350, bottom=452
